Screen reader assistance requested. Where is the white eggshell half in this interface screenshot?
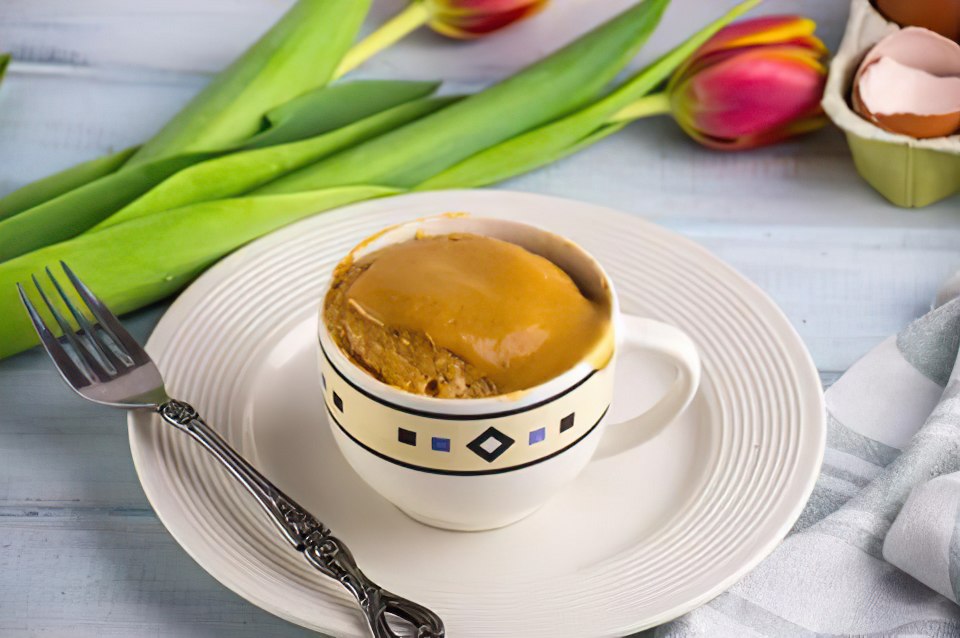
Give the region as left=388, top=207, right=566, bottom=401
left=852, top=26, right=960, bottom=137
left=858, top=26, right=960, bottom=76
left=859, top=57, right=960, bottom=116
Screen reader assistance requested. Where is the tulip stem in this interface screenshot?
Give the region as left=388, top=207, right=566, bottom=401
left=334, top=2, right=432, bottom=79
left=608, top=92, right=672, bottom=123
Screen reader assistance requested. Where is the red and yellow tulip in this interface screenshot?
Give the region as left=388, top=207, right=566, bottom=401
left=614, top=15, right=829, bottom=150
left=427, top=0, right=548, bottom=39
left=337, top=0, right=547, bottom=77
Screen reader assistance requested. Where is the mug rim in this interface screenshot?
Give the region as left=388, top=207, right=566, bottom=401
left=316, top=215, right=621, bottom=416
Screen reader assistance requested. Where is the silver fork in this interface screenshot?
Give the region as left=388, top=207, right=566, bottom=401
left=18, top=262, right=445, bottom=638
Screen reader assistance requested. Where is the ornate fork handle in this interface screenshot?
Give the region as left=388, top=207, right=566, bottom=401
left=158, top=400, right=445, bottom=638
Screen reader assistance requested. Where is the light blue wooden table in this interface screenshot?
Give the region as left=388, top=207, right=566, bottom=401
left=2, top=1, right=959, bottom=636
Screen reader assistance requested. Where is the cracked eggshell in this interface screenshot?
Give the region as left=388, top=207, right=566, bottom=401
left=852, top=27, right=960, bottom=138
left=822, top=0, right=960, bottom=208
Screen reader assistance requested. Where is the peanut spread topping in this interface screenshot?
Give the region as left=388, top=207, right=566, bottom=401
left=324, top=233, right=610, bottom=398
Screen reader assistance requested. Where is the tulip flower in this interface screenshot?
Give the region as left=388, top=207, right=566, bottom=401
left=336, top=0, right=547, bottom=77
left=427, top=0, right=548, bottom=38
left=611, top=15, right=828, bottom=150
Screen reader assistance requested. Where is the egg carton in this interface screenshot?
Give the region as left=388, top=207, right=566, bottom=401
left=822, top=0, right=960, bottom=208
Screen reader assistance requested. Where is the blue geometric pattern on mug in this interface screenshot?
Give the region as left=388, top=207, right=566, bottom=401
left=394, top=412, right=575, bottom=457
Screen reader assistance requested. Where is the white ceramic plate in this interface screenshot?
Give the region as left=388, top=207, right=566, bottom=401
left=129, top=190, right=825, bottom=637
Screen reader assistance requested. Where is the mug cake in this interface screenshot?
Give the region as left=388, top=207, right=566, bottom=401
left=323, top=232, right=611, bottom=399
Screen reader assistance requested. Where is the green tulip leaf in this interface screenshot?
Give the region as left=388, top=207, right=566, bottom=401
left=243, top=79, right=440, bottom=149
left=256, top=0, right=672, bottom=193
left=128, top=0, right=370, bottom=165
left=418, top=0, right=759, bottom=190
left=0, top=146, right=139, bottom=221
left=0, top=151, right=220, bottom=262
left=2, top=186, right=397, bottom=359
left=95, top=95, right=458, bottom=229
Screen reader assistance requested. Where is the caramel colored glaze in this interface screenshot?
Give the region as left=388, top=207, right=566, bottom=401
left=324, top=233, right=611, bottom=398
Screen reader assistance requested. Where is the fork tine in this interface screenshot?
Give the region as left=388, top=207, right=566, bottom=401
left=31, top=274, right=112, bottom=382
left=17, top=283, right=92, bottom=390
left=31, top=275, right=74, bottom=338
left=59, top=261, right=149, bottom=364
left=45, top=266, right=129, bottom=371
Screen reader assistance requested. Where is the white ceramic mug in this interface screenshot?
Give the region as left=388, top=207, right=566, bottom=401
left=317, top=216, right=700, bottom=531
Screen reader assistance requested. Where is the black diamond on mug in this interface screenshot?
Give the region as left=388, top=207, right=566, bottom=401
left=333, top=392, right=343, bottom=413
left=467, top=427, right=514, bottom=463
left=560, top=413, right=575, bottom=433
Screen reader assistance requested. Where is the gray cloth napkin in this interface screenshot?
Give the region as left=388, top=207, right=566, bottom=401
left=885, top=471, right=960, bottom=606
left=654, top=294, right=960, bottom=637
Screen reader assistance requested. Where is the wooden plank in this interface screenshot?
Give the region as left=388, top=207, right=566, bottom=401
left=0, top=0, right=848, bottom=77
left=0, top=308, right=160, bottom=509
left=0, top=0, right=957, bottom=634
left=504, top=122, right=960, bottom=225
left=0, top=511, right=319, bottom=637
left=0, top=0, right=854, bottom=189
left=0, top=0, right=296, bottom=73
left=0, top=71, right=200, bottom=192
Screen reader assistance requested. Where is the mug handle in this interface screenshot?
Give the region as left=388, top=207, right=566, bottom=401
left=594, top=314, right=701, bottom=459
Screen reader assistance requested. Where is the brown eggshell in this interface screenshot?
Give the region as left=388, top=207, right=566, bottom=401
left=851, top=70, right=870, bottom=116
left=875, top=0, right=960, bottom=42
left=853, top=28, right=960, bottom=138
left=873, top=112, right=960, bottom=138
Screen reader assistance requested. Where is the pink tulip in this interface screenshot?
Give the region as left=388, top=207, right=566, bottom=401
left=428, top=0, right=549, bottom=39
left=668, top=16, right=829, bottom=149
left=336, top=0, right=549, bottom=77
left=613, top=15, right=829, bottom=150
